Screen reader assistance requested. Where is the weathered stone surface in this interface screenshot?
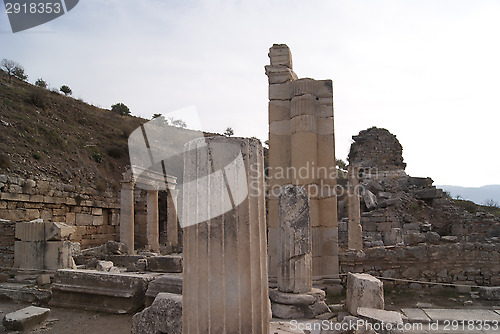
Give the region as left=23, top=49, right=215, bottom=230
left=147, top=255, right=182, bottom=273
left=2, top=306, right=50, bottom=331
left=271, top=300, right=329, bottom=320
left=269, top=288, right=324, bottom=305
left=278, top=185, right=312, bottom=294
left=346, top=273, right=384, bottom=316
left=45, top=221, right=74, bottom=240
left=401, top=308, right=431, bottom=323
left=14, top=240, right=76, bottom=270
left=120, top=173, right=135, bottom=254
left=15, top=219, right=46, bottom=241
left=425, top=231, right=441, bottom=244
left=37, top=274, right=51, bottom=286
left=105, top=240, right=128, bottom=255
left=479, top=287, right=500, bottom=300
left=50, top=269, right=157, bottom=314
left=348, top=167, right=363, bottom=251
left=182, top=137, right=270, bottom=334
left=132, top=292, right=182, bottom=334
left=96, top=260, right=114, bottom=271
left=423, top=308, right=500, bottom=322
left=0, top=283, right=52, bottom=303
left=145, top=273, right=182, bottom=305
left=441, top=235, right=458, bottom=243
left=363, top=190, right=378, bottom=210
left=357, top=307, right=403, bottom=333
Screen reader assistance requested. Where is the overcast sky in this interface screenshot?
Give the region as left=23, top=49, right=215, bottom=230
left=1, top=0, right=499, bottom=187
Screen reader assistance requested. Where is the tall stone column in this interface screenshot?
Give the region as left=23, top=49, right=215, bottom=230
left=182, top=137, right=270, bottom=334
left=166, top=189, right=179, bottom=248
left=348, top=166, right=363, bottom=251
left=146, top=188, right=159, bottom=252
left=120, top=171, right=135, bottom=254
left=266, top=44, right=340, bottom=292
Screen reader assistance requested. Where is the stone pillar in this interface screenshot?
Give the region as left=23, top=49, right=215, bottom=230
left=270, top=185, right=331, bottom=320
left=146, top=188, right=159, bottom=252
left=278, top=185, right=312, bottom=294
left=348, top=166, right=363, bottom=251
left=266, top=44, right=340, bottom=291
left=182, top=137, right=270, bottom=334
left=120, top=171, right=135, bottom=254
left=166, top=189, right=179, bottom=249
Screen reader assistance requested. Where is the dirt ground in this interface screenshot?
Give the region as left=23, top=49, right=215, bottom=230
left=0, top=286, right=499, bottom=333
left=0, top=300, right=132, bottom=334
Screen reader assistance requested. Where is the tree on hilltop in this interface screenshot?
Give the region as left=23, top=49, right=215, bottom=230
left=35, top=78, right=47, bottom=88
left=1, top=59, right=28, bottom=82
left=60, top=85, right=72, bottom=96
left=111, top=103, right=130, bottom=116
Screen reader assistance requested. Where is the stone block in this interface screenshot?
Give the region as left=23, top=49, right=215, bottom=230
left=425, top=231, right=441, bottom=244
left=76, top=213, right=93, bottom=226
left=145, top=274, right=183, bottom=304
left=15, top=219, right=47, bottom=241
left=147, top=255, right=183, bottom=273
left=132, top=293, right=182, bottom=334
left=37, top=274, right=51, bottom=286
left=97, top=260, right=114, bottom=272
left=14, top=241, right=44, bottom=269
left=346, top=273, right=384, bottom=316
left=46, top=221, right=75, bottom=240
left=50, top=269, right=157, bottom=314
left=377, top=222, right=392, bottom=232
left=2, top=306, right=50, bottom=331
left=269, top=82, right=292, bottom=100
left=357, top=307, right=404, bottom=333
left=479, top=287, right=500, bottom=300
left=363, top=190, right=378, bottom=210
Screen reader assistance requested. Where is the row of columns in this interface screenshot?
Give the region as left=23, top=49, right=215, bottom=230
left=120, top=170, right=179, bottom=254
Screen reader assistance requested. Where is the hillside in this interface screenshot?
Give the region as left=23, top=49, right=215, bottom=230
left=0, top=70, right=146, bottom=191
left=438, top=184, right=500, bottom=206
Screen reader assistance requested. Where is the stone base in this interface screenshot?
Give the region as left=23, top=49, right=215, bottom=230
left=269, top=288, right=331, bottom=319
left=50, top=269, right=159, bottom=314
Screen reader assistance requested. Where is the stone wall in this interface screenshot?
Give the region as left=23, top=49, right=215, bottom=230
left=0, top=173, right=121, bottom=267
left=340, top=242, right=500, bottom=286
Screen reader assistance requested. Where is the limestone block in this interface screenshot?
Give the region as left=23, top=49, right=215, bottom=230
left=46, top=222, right=75, bottom=241
left=357, top=307, right=404, bottom=333
left=269, top=288, right=325, bottom=305
left=76, top=213, right=93, bottom=226
left=14, top=241, right=43, bottom=269
left=15, top=219, right=47, bottom=241
left=265, top=65, right=297, bottom=84
left=145, top=274, right=183, bottom=303
left=269, top=100, right=291, bottom=123
left=147, top=255, right=182, bottom=273
left=37, top=274, right=51, bottom=286
left=44, top=241, right=76, bottom=270
left=2, top=306, right=50, bottom=331
left=293, top=78, right=315, bottom=96
left=50, top=269, right=156, bottom=314
left=132, top=293, right=182, bottom=334
left=97, top=260, right=114, bottom=272
left=363, top=190, right=378, bottom=210
left=269, top=81, right=292, bottom=100
left=314, top=80, right=333, bottom=98
left=346, top=273, right=384, bottom=316
left=278, top=185, right=312, bottom=294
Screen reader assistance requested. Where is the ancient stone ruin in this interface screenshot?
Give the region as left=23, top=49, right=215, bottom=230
left=265, top=44, right=341, bottom=293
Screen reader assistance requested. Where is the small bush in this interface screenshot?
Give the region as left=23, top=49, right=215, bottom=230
left=26, top=92, right=46, bottom=109
left=60, top=85, right=72, bottom=96
left=32, top=152, right=41, bottom=160
left=35, top=78, right=47, bottom=88
left=0, top=153, right=11, bottom=169
left=107, top=147, right=125, bottom=159
left=111, top=102, right=130, bottom=116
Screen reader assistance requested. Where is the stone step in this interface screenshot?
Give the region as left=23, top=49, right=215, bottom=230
left=145, top=273, right=182, bottom=306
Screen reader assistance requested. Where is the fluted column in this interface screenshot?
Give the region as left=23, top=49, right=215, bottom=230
left=182, top=137, right=270, bottom=334
left=278, top=185, right=312, bottom=293
left=120, top=172, right=135, bottom=254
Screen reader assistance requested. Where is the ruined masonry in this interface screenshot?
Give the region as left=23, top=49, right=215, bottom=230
left=182, top=137, right=270, bottom=334
left=270, top=185, right=330, bottom=319
left=266, top=44, right=340, bottom=291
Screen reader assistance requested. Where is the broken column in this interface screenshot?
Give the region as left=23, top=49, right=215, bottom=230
left=146, top=187, right=159, bottom=252
left=182, top=137, right=270, bottom=334
left=14, top=219, right=77, bottom=270
left=266, top=44, right=340, bottom=292
left=120, top=170, right=135, bottom=254
left=348, top=166, right=363, bottom=251
left=346, top=273, right=384, bottom=316
left=270, top=185, right=330, bottom=319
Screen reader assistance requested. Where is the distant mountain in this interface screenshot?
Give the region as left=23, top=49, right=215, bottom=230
left=437, top=185, right=500, bottom=205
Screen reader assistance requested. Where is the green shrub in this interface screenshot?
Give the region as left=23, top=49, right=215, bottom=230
left=32, top=152, right=41, bottom=160
left=111, top=103, right=130, bottom=116
left=92, top=152, right=103, bottom=163
left=35, top=78, right=47, bottom=88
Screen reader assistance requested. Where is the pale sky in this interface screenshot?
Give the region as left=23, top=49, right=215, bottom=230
left=1, top=0, right=499, bottom=187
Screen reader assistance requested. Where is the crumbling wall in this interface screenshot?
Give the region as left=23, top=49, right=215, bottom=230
left=0, top=174, right=121, bottom=267
left=340, top=242, right=500, bottom=286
